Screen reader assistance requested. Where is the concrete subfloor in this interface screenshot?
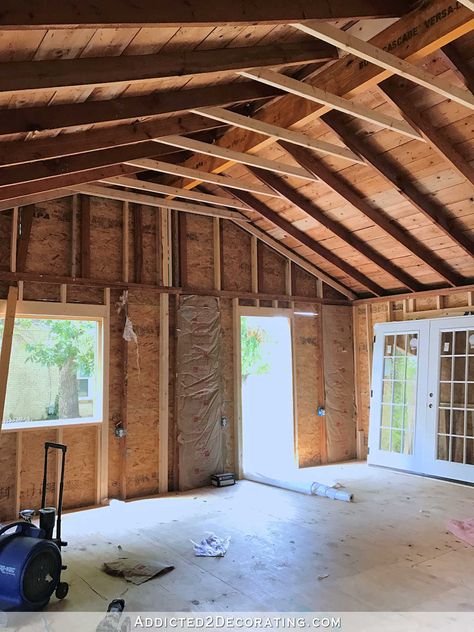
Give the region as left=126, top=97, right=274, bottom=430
left=52, top=463, right=474, bottom=612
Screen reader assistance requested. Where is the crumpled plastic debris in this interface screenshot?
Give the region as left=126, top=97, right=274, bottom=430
left=191, top=532, right=231, bottom=557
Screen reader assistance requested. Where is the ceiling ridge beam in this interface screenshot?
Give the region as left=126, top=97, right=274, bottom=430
left=125, top=158, right=279, bottom=198
left=72, top=184, right=250, bottom=221
left=0, top=1, right=410, bottom=29
left=0, top=42, right=338, bottom=95
left=155, top=135, right=317, bottom=181
left=322, top=110, right=474, bottom=258
left=280, top=140, right=463, bottom=287
left=250, top=166, right=424, bottom=292
left=0, top=81, right=280, bottom=137
left=380, top=77, right=474, bottom=187
left=230, top=189, right=387, bottom=296
left=294, top=21, right=474, bottom=110
left=239, top=68, right=423, bottom=140
left=191, top=106, right=364, bottom=164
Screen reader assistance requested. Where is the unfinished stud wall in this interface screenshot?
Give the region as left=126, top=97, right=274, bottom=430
left=354, top=290, right=474, bottom=457
left=0, top=196, right=354, bottom=521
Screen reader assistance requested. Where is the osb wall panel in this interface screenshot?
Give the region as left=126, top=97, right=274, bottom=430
left=0, top=433, right=17, bottom=521
left=221, top=222, right=252, bottom=293
left=62, top=425, right=97, bottom=510
left=294, top=314, right=323, bottom=468
left=292, top=265, right=318, bottom=297
left=90, top=198, right=122, bottom=282
left=19, top=429, right=57, bottom=511
left=259, top=243, right=287, bottom=295
left=124, top=289, right=160, bottom=498
left=184, top=214, right=214, bottom=290
left=24, top=202, right=70, bottom=276
left=322, top=305, right=356, bottom=463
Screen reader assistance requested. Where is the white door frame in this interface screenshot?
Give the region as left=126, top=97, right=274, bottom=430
left=233, top=304, right=297, bottom=479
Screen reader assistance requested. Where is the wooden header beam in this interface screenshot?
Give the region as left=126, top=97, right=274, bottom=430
left=0, top=1, right=410, bottom=28
left=240, top=68, right=423, bottom=140
left=0, top=42, right=337, bottom=95
left=294, top=21, right=474, bottom=110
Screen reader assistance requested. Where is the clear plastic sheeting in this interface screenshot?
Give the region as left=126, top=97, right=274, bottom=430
left=322, top=305, right=357, bottom=462
left=191, top=532, right=231, bottom=557
left=177, top=296, right=224, bottom=491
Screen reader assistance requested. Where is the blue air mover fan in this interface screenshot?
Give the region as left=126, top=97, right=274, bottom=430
left=0, top=442, right=69, bottom=611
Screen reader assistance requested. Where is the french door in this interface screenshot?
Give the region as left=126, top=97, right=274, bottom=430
left=368, top=315, right=474, bottom=483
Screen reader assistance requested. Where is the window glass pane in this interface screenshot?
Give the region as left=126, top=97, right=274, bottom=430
left=437, top=435, right=450, bottom=461
left=405, top=382, right=416, bottom=407
left=453, top=383, right=465, bottom=407
left=393, top=381, right=405, bottom=404
left=453, top=357, right=466, bottom=381
left=407, top=335, right=418, bottom=356
left=393, top=357, right=406, bottom=380
left=466, top=439, right=474, bottom=465
left=380, top=428, right=390, bottom=451
left=441, top=331, right=453, bottom=355
left=468, top=357, right=474, bottom=382
left=382, top=380, right=393, bottom=403
left=466, top=411, right=474, bottom=438
left=391, top=429, right=402, bottom=453
left=451, top=437, right=464, bottom=464
left=468, top=331, right=474, bottom=355
left=439, top=356, right=452, bottom=381
left=384, top=335, right=394, bottom=356
left=1, top=318, right=99, bottom=426
left=392, top=405, right=403, bottom=429
left=454, top=331, right=467, bottom=355
left=381, top=405, right=391, bottom=426
left=394, top=334, right=407, bottom=355
left=452, top=410, right=465, bottom=436
left=406, top=356, right=417, bottom=379
left=383, top=358, right=393, bottom=379
left=403, top=431, right=414, bottom=455
left=439, top=382, right=451, bottom=407
left=438, top=408, right=450, bottom=434
left=405, top=407, right=415, bottom=433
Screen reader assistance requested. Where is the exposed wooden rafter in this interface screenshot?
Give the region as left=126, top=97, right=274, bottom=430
left=380, top=77, right=474, bottom=186
left=0, top=82, right=280, bottom=137
left=0, top=114, right=226, bottom=168
left=230, top=188, right=386, bottom=296
left=165, top=1, right=473, bottom=193
left=280, top=140, right=465, bottom=287
left=250, top=167, right=424, bottom=292
left=155, top=136, right=316, bottom=181
left=239, top=68, right=423, bottom=140
left=72, top=184, right=251, bottom=221
left=441, top=42, right=474, bottom=93
left=294, top=21, right=474, bottom=110
left=0, top=1, right=411, bottom=29
left=322, top=110, right=474, bottom=258
left=100, top=176, right=252, bottom=211
left=125, top=158, right=279, bottom=198
left=0, top=42, right=337, bottom=95
left=191, top=106, right=364, bottom=164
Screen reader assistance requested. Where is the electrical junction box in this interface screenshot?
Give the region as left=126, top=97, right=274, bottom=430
left=211, top=473, right=236, bottom=487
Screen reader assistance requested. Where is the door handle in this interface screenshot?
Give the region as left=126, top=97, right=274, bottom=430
left=428, top=403, right=433, bottom=408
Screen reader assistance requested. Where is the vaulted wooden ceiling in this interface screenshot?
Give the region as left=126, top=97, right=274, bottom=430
left=0, top=0, right=473, bottom=299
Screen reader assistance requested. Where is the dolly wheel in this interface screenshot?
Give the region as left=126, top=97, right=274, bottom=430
left=55, top=581, right=69, bottom=600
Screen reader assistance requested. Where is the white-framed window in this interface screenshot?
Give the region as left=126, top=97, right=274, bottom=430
left=0, top=301, right=107, bottom=430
